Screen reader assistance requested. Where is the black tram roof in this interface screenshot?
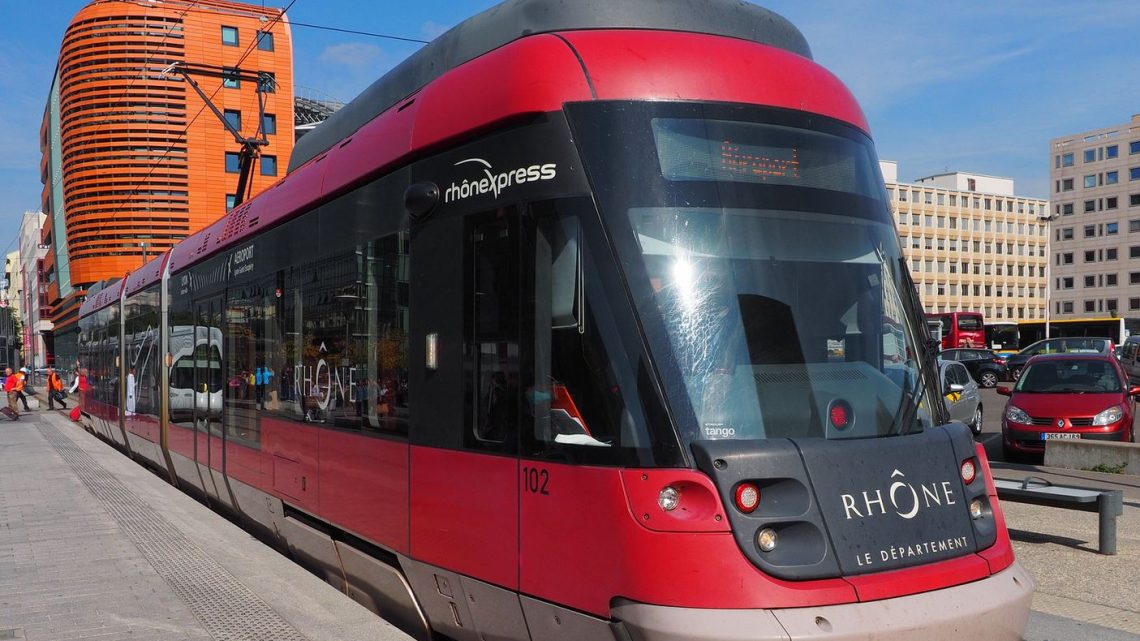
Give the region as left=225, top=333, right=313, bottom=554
left=287, top=0, right=810, bottom=172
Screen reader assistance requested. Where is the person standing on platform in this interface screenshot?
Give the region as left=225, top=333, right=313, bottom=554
left=4, top=367, right=21, bottom=416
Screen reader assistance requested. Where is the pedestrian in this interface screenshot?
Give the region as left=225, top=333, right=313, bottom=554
left=3, top=367, right=21, bottom=418
left=47, top=367, right=68, bottom=410
left=69, top=366, right=91, bottom=396
left=125, top=366, right=137, bottom=415
left=14, top=368, right=32, bottom=412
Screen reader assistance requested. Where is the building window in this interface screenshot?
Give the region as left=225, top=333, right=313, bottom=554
left=1084, top=200, right=1095, bottom=213
left=1062, top=178, right=1074, bottom=191
left=1062, top=301, right=1074, bottom=313
left=967, top=178, right=977, bottom=191
left=226, top=194, right=237, bottom=212
left=1133, top=194, right=1140, bottom=207
left=1131, top=246, right=1140, bottom=259
left=1107, top=299, right=1119, bottom=312
left=1084, top=225, right=1096, bottom=238
left=1084, top=301, right=1096, bottom=313
left=1107, top=222, right=1119, bottom=235
left=223, top=109, right=241, bottom=132
left=1107, top=197, right=1118, bottom=210
left=225, top=152, right=240, bottom=173
left=1084, top=149, right=1096, bottom=163
left=1084, top=275, right=1096, bottom=288
left=1131, top=141, right=1140, bottom=155
left=1062, top=202, right=1074, bottom=215
left=1062, top=277, right=1074, bottom=289
left=1085, top=250, right=1096, bottom=262
left=1107, top=274, right=1118, bottom=286
left=1062, top=152, right=1074, bottom=166
left=1061, top=252, right=1074, bottom=264
left=223, top=67, right=240, bottom=89
left=257, top=31, right=275, bottom=51
left=950, top=195, right=957, bottom=206
left=261, top=155, right=278, bottom=176
left=1131, top=298, right=1140, bottom=311
left=258, top=72, right=276, bottom=93
left=1084, top=175, right=1096, bottom=188
left=1107, top=145, right=1119, bottom=159
left=1107, top=248, right=1119, bottom=260
left=261, top=113, right=277, bottom=135
left=899, top=190, right=906, bottom=202
left=1131, top=220, right=1140, bottom=233
left=1107, top=171, right=1119, bottom=185
left=221, top=25, right=239, bottom=46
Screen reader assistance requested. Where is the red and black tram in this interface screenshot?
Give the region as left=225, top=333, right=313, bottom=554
left=76, top=1, right=1034, bottom=639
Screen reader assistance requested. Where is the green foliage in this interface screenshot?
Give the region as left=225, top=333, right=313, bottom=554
left=1084, top=462, right=1127, bottom=475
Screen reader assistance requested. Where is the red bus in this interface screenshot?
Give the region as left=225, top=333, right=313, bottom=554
left=928, top=311, right=986, bottom=349
left=75, top=1, right=1032, bottom=639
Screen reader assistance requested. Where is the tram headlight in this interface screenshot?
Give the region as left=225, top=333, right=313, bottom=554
left=734, top=482, right=760, bottom=513
left=658, top=486, right=680, bottom=512
left=969, top=499, right=985, bottom=520
left=960, top=458, right=977, bottom=485
left=756, top=527, right=778, bottom=552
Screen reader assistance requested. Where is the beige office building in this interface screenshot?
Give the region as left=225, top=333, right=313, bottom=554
left=1048, top=115, right=1140, bottom=318
left=883, top=161, right=1049, bottom=320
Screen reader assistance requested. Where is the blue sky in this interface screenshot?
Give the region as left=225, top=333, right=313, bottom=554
left=2, top=0, right=1139, bottom=253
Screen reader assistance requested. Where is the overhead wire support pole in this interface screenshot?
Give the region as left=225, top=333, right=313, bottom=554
left=163, top=61, right=272, bottom=206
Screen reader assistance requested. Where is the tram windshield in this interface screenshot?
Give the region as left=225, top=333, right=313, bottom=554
left=569, top=102, right=942, bottom=447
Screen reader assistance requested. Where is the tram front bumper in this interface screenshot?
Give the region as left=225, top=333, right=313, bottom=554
left=613, top=561, right=1034, bottom=641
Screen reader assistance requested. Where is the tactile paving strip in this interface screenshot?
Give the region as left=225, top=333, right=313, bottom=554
left=39, top=422, right=309, bottom=641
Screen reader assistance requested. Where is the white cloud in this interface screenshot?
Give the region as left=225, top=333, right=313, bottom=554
left=318, top=42, right=385, bottom=69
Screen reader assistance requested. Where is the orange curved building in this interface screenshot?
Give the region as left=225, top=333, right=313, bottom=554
left=40, top=0, right=293, bottom=365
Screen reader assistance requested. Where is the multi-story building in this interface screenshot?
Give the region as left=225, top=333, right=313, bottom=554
left=40, top=0, right=294, bottom=366
left=2, top=250, right=23, bottom=368
left=18, top=212, right=51, bottom=370
left=1048, top=115, right=1140, bottom=318
left=883, top=161, right=1050, bottom=321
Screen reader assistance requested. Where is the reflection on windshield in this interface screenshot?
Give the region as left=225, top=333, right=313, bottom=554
left=631, top=207, right=935, bottom=442
left=1015, top=360, right=1121, bottom=394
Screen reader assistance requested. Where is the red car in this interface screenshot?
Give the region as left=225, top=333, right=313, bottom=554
left=998, top=353, right=1138, bottom=459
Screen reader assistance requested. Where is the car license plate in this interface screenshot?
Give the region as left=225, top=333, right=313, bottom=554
left=1041, top=432, right=1081, bottom=441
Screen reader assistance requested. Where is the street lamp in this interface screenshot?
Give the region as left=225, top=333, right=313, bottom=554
left=1038, top=213, right=1059, bottom=339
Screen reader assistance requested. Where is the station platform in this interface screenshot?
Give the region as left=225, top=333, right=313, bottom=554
left=0, top=408, right=412, bottom=641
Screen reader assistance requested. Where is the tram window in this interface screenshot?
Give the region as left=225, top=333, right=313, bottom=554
left=469, top=215, right=520, bottom=450
left=523, top=204, right=660, bottom=465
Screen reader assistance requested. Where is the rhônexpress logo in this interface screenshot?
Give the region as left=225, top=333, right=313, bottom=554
left=443, top=158, right=557, bottom=203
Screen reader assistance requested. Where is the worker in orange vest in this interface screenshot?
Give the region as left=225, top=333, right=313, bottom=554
left=3, top=367, right=20, bottom=417
left=13, top=368, right=31, bottom=412
left=47, top=367, right=68, bottom=410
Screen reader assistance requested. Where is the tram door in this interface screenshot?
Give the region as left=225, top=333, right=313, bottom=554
left=409, top=209, right=526, bottom=640
left=193, top=297, right=225, bottom=499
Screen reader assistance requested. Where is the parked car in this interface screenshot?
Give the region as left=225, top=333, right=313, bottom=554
left=997, top=353, right=1137, bottom=460
left=939, top=358, right=982, bottom=435
left=1119, top=335, right=1140, bottom=381
left=1003, top=336, right=1114, bottom=382
left=940, top=348, right=1008, bottom=388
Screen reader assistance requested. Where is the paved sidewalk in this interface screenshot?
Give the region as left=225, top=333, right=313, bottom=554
left=0, top=410, right=411, bottom=641
left=995, top=468, right=1140, bottom=638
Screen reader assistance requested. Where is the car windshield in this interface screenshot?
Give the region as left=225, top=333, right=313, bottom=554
left=1024, top=338, right=1107, bottom=356
left=1014, top=359, right=1121, bottom=393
